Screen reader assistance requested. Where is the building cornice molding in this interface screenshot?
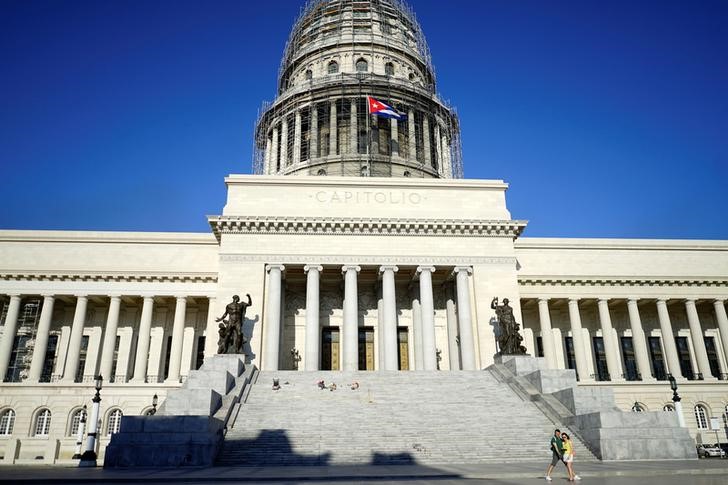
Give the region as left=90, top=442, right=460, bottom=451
left=0, top=230, right=218, bottom=246
left=219, top=253, right=516, bottom=266
left=515, top=237, right=728, bottom=251
left=518, top=276, right=728, bottom=288
left=208, top=215, right=526, bottom=241
left=0, top=272, right=218, bottom=284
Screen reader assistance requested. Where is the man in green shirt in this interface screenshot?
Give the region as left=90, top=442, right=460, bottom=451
left=545, top=428, right=564, bottom=481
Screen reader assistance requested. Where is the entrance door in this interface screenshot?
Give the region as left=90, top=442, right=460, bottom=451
left=321, top=327, right=340, bottom=370
left=358, top=327, right=375, bottom=370
left=397, top=327, right=409, bottom=370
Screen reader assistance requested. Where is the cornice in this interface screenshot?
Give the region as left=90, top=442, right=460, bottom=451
left=208, top=215, right=526, bottom=241
left=220, top=253, right=516, bottom=266
left=0, top=272, right=218, bottom=284
left=223, top=174, right=509, bottom=190
left=515, top=237, right=728, bottom=252
left=518, top=276, right=728, bottom=288
left=0, top=230, right=218, bottom=246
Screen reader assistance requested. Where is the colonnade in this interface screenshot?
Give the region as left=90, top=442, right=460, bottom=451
left=262, top=264, right=476, bottom=371
left=0, top=294, right=215, bottom=385
left=261, top=99, right=452, bottom=176
left=534, top=297, right=728, bottom=382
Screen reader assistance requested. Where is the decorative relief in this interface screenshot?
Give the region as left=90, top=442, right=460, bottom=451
left=0, top=272, right=218, bottom=283
left=518, top=277, right=728, bottom=288
left=219, top=254, right=517, bottom=266
left=208, top=215, right=527, bottom=241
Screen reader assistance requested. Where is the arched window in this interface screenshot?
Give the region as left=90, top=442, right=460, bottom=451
left=0, top=409, right=15, bottom=436
left=316, top=169, right=327, bottom=176
left=34, top=409, right=51, bottom=436
left=360, top=165, right=370, bottom=177
left=385, top=62, right=395, bottom=76
left=356, top=58, right=368, bottom=72
left=631, top=402, right=646, bottom=412
left=694, top=404, right=709, bottom=429
left=408, top=72, right=415, bottom=81
left=69, top=407, right=87, bottom=436
left=403, top=171, right=411, bottom=177
left=663, top=404, right=675, bottom=412
left=305, top=69, right=313, bottom=80
left=328, top=61, right=338, bottom=74
left=107, top=409, right=123, bottom=436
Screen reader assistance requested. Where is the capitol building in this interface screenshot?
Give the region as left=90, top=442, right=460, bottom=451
left=1, top=0, right=727, bottom=466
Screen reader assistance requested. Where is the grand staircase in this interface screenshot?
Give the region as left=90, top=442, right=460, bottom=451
left=217, top=370, right=594, bottom=466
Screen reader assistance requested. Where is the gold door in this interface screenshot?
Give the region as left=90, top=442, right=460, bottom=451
left=358, top=327, right=375, bottom=370
left=321, top=327, right=340, bottom=370
left=397, top=327, right=409, bottom=370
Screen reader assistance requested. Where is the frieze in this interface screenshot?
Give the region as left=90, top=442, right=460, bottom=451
left=208, top=216, right=527, bottom=241
left=219, top=254, right=517, bottom=266
left=518, top=277, right=728, bottom=288
left=0, top=272, right=218, bottom=283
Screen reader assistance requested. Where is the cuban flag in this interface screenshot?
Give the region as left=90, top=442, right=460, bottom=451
left=367, top=96, right=407, bottom=120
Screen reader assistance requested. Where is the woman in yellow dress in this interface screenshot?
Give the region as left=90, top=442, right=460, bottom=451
left=560, top=433, right=581, bottom=481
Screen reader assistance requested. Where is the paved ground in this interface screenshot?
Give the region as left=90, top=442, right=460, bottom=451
left=1, top=459, right=727, bottom=484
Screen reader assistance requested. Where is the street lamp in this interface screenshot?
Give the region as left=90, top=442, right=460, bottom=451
left=150, top=394, right=158, bottom=415
left=669, top=374, right=686, bottom=428
left=72, top=405, right=87, bottom=459
left=79, top=375, right=103, bottom=467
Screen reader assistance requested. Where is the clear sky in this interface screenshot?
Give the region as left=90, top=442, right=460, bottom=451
left=1, top=0, right=727, bottom=239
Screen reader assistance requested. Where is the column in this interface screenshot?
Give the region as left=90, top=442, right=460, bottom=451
left=264, top=264, right=285, bottom=371
left=380, top=265, right=399, bottom=371
left=411, top=294, right=422, bottom=370
left=264, top=135, right=272, bottom=174
left=597, top=299, right=623, bottom=381
left=166, top=296, right=187, bottom=383
left=390, top=118, right=399, bottom=157
left=446, top=286, right=459, bottom=370
left=656, top=299, right=683, bottom=378
left=280, top=117, right=289, bottom=167
left=271, top=125, right=279, bottom=172
left=685, top=299, right=715, bottom=380
left=418, top=266, right=437, bottom=370
left=537, top=299, right=557, bottom=369
left=454, top=267, right=476, bottom=370
left=28, top=296, right=55, bottom=382
left=203, top=297, right=218, bottom=358
left=626, top=299, right=656, bottom=381
left=567, top=299, right=592, bottom=381
left=408, top=108, right=416, bottom=162
left=713, top=300, right=728, bottom=376
left=422, top=115, right=431, bottom=167
left=99, top=296, right=121, bottom=381
left=350, top=99, right=358, bottom=154
left=132, top=296, right=154, bottom=383
left=441, top=131, right=451, bottom=177
left=304, top=265, right=322, bottom=371
left=342, top=265, right=361, bottom=371
left=62, top=295, right=88, bottom=383
left=0, top=295, right=21, bottom=380
left=329, top=101, right=337, bottom=156
left=292, top=110, right=302, bottom=165
left=310, top=104, right=319, bottom=159
left=434, top=124, right=442, bottom=172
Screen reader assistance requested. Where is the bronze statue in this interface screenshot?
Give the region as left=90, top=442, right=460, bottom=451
left=491, top=297, right=527, bottom=355
left=216, top=294, right=252, bottom=354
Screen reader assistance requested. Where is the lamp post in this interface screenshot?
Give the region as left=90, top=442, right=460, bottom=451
left=150, top=394, right=158, bottom=415
left=79, top=375, right=103, bottom=467
left=669, top=374, right=686, bottom=428
left=72, top=405, right=87, bottom=459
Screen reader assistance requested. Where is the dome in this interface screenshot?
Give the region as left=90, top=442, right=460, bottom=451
left=253, top=0, right=462, bottom=179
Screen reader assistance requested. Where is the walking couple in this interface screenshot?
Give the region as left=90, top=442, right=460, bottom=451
left=545, top=429, right=580, bottom=481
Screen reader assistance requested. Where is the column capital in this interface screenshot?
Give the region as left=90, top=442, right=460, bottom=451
left=597, top=298, right=610, bottom=305
left=626, top=298, right=640, bottom=305
left=452, top=266, right=472, bottom=276
left=342, top=265, right=362, bottom=274
left=40, top=293, right=55, bottom=299
left=416, top=265, right=436, bottom=274
left=140, top=294, right=156, bottom=301
left=108, top=294, right=122, bottom=300
left=304, top=265, right=324, bottom=273
left=5, top=293, right=22, bottom=299
left=266, top=264, right=286, bottom=273
left=538, top=298, right=550, bottom=305
left=378, top=265, right=398, bottom=273
left=567, top=298, right=580, bottom=305
left=656, top=297, right=670, bottom=304
left=74, top=294, right=89, bottom=299
left=173, top=295, right=187, bottom=300
left=684, top=298, right=697, bottom=305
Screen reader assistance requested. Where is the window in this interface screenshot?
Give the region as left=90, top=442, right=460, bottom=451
left=593, top=336, right=610, bottom=381
left=195, top=336, right=206, bottom=370
left=107, top=409, right=123, bottom=436
left=403, top=171, right=411, bottom=177
left=69, top=408, right=86, bottom=436
left=40, top=334, right=58, bottom=382
left=328, top=61, right=338, bottom=74
left=408, top=72, right=415, bottom=81
left=110, top=336, right=121, bottom=382
left=694, top=404, right=709, bottom=429
left=564, top=337, right=577, bottom=377
left=663, top=404, right=675, bottom=412
left=648, top=336, right=667, bottom=380
left=620, top=337, right=639, bottom=381
left=317, top=169, right=327, bottom=176
left=704, top=336, right=721, bottom=378
left=675, top=336, right=695, bottom=379
left=631, top=402, right=646, bottom=412
left=305, top=69, right=313, bottom=80
left=385, top=62, right=395, bottom=76
left=6, top=335, right=29, bottom=382
left=75, top=335, right=89, bottom=383
left=0, top=409, right=15, bottom=435
left=163, top=335, right=172, bottom=379
left=536, top=336, right=544, bottom=358
left=360, top=165, right=370, bottom=177
left=34, top=409, right=51, bottom=436
left=355, top=58, right=368, bottom=72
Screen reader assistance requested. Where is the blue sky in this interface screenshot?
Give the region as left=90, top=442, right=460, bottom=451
left=1, top=0, right=726, bottom=238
